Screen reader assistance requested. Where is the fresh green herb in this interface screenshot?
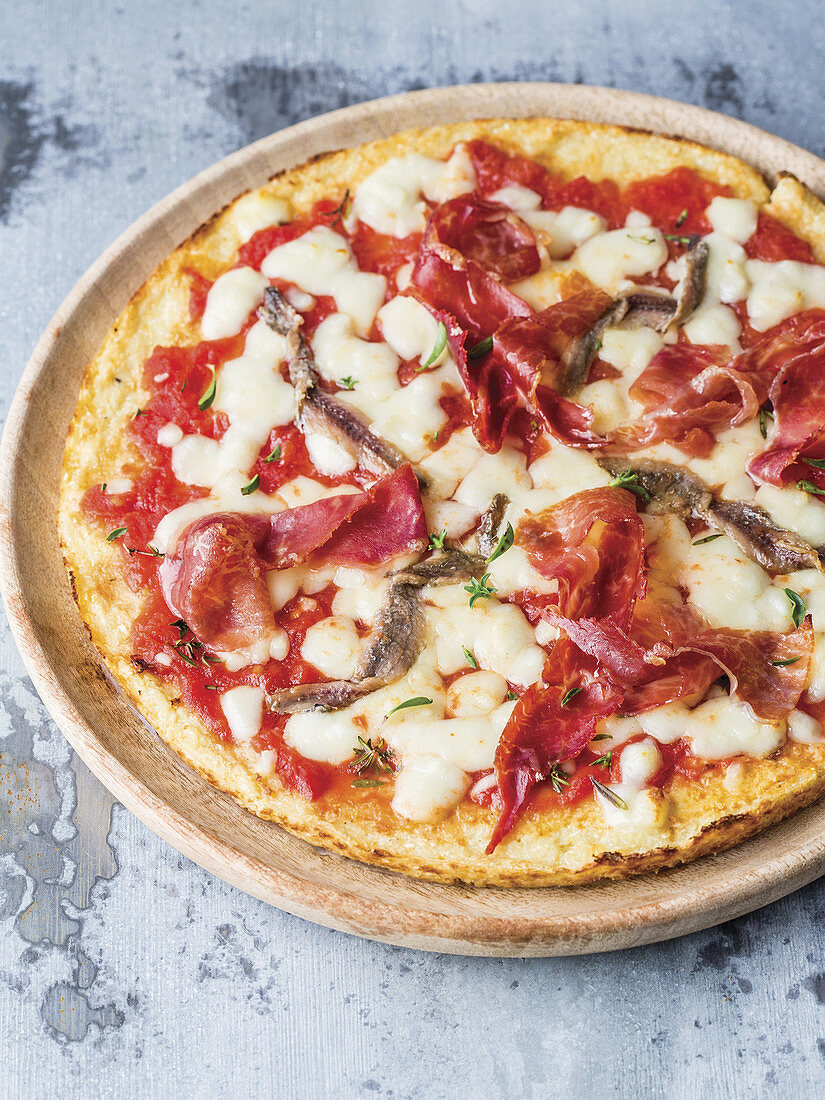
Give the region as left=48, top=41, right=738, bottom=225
left=592, top=338, right=603, bottom=354
left=240, top=474, right=260, bottom=496
left=464, top=572, right=497, bottom=608
left=592, top=752, right=613, bottom=769
left=758, top=404, right=774, bottom=439
left=785, top=588, right=807, bottom=628
left=664, top=234, right=691, bottom=245
left=198, top=367, right=217, bottom=411
left=351, top=778, right=385, bottom=788
left=506, top=690, right=519, bottom=702
left=180, top=377, right=187, bottom=392
left=428, top=528, right=447, bottom=550
left=433, top=429, right=440, bottom=442
left=467, top=335, right=493, bottom=360
left=204, top=685, right=218, bottom=691
left=418, top=322, right=447, bottom=370
left=590, top=776, right=628, bottom=809
left=264, top=444, right=282, bottom=463
left=350, top=735, right=394, bottom=776
left=772, top=656, right=801, bottom=667
left=675, top=208, right=689, bottom=228
left=339, top=376, right=357, bottom=390
left=106, top=527, right=127, bottom=542
left=560, top=686, right=583, bottom=707
left=628, top=234, right=655, bottom=245
left=325, top=189, right=351, bottom=228
left=170, top=619, right=189, bottom=638
left=168, top=620, right=218, bottom=668
left=608, top=468, right=651, bottom=502
left=100, top=482, right=107, bottom=492
left=803, top=457, right=825, bottom=470
left=131, top=407, right=144, bottom=420
left=486, top=522, right=515, bottom=565
left=693, top=532, right=723, bottom=545
left=126, top=545, right=164, bottom=558
left=530, top=420, right=539, bottom=432
left=797, top=480, right=825, bottom=496
left=386, top=696, right=433, bottom=718
left=548, top=763, right=570, bottom=794
left=463, top=646, right=479, bottom=669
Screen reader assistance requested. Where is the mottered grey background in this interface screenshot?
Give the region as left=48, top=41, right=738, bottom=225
left=2, top=1, right=825, bottom=1096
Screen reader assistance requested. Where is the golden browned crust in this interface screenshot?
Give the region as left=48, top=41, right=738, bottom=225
left=59, top=117, right=825, bottom=886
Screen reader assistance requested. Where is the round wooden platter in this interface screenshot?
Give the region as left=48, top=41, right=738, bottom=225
left=5, top=83, right=825, bottom=957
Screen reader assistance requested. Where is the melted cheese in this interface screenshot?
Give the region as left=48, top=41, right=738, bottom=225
left=261, top=226, right=386, bottom=334
left=230, top=192, right=292, bottom=242
left=573, top=226, right=668, bottom=292
left=301, top=615, right=362, bottom=680
left=201, top=267, right=268, bottom=340
left=639, top=696, right=786, bottom=759
left=391, top=756, right=470, bottom=823
left=706, top=197, right=758, bottom=244
left=220, top=685, right=264, bottom=743
left=746, top=259, right=825, bottom=331
left=349, top=148, right=475, bottom=238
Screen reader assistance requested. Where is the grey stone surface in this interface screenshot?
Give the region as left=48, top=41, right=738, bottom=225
left=3, top=1, right=825, bottom=1096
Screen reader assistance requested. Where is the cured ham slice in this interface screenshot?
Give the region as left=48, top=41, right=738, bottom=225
left=159, top=465, right=427, bottom=651
left=426, top=193, right=540, bottom=281
left=743, top=311, right=825, bottom=486
left=487, top=488, right=645, bottom=849
left=613, top=343, right=761, bottom=457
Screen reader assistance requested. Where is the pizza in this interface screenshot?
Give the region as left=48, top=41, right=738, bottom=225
left=59, top=118, right=825, bottom=886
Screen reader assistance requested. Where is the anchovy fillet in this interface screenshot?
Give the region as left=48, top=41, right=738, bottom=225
left=476, top=493, right=510, bottom=558
left=268, top=550, right=485, bottom=714
left=599, top=456, right=824, bottom=575
left=259, top=286, right=407, bottom=478
left=563, top=236, right=709, bottom=395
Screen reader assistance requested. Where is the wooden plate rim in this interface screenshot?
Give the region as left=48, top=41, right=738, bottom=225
left=4, top=82, right=825, bottom=956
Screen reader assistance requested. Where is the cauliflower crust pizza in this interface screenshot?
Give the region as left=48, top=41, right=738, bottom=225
left=60, top=118, right=825, bottom=886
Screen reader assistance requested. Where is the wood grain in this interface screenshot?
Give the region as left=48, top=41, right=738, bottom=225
left=4, top=82, right=825, bottom=956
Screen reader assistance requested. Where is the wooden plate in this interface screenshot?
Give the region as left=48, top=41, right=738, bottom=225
left=5, top=82, right=825, bottom=956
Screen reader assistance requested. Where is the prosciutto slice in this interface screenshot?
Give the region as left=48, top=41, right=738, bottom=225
left=550, top=599, right=814, bottom=722
left=612, top=343, right=762, bottom=457
left=743, top=311, right=825, bottom=486
left=159, top=464, right=427, bottom=651
left=487, top=488, right=646, bottom=849
left=427, top=193, right=540, bottom=281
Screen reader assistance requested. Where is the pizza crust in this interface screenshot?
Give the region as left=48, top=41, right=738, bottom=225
left=60, top=117, right=825, bottom=886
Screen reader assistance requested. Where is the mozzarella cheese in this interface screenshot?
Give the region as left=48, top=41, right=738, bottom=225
left=349, top=148, right=475, bottom=238
left=220, top=685, right=265, bottom=743
left=201, top=267, right=268, bottom=341
left=261, top=226, right=386, bottom=334
left=573, top=226, right=668, bottom=292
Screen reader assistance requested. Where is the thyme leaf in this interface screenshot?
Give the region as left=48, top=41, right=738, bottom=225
left=675, top=208, right=689, bottom=228
left=339, top=376, right=357, bottom=390
left=608, top=468, right=651, bottom=502
left=428, top=528, right=447, bottom=550
left=349, top=735, right=394, bottom=776
left=560, top=686, right=583, bottom=707
left=264, top=444, right=282, bottom=463
left=693, top=532, right=723, bottom=545
left=386, top=696, right=433, bottom=718
left=784, top=588, right=806, bottom=628
left=240, top=474, right=260, bottom=496
left=418, top=322, right=447, bottom=371
left=590, top=777, right=629, bottom=809
left=467, top=335, right=493, bottom=360
left=464, top=572, right=497, bottom=608
left=198, top=367, right=217, bottom=411
left=463, top=646, right=479, bottom=669
left=797, top=480, right=825, bottom=496
left=772, top=656, right=801, bottom=667
left=548, top=763, right=570, bottom=794
left=106, top=527, right=127, bottom=541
